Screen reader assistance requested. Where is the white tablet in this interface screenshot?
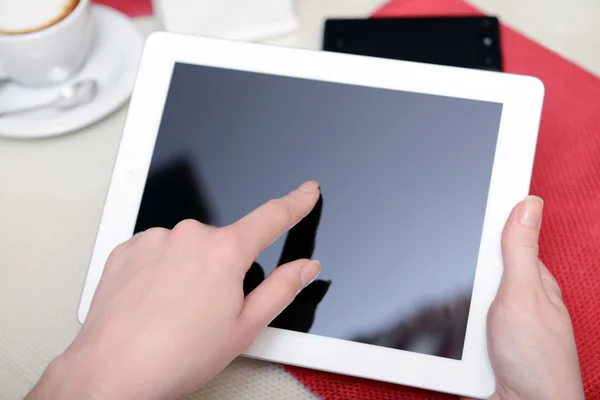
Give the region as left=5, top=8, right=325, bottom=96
left=78, top=32, right=544, bottom=398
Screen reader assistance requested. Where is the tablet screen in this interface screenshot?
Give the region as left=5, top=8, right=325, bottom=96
left=135, top=63, right=503, bottom=360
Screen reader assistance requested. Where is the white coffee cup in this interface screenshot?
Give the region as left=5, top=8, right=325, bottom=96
left=0, top=0, right=93, bottom=86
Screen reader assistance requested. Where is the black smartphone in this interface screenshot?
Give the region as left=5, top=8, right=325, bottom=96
left=323, top=17, right=503, bottom=72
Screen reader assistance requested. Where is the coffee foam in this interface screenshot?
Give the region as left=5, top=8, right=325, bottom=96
left=0, top=0, right=79, bottom=34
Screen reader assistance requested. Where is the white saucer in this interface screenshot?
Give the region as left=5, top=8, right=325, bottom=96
left=0, top=5, right=144, bottom=139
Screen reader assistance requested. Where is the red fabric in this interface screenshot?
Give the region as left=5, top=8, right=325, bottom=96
left=285, top=0, right=600, bottom=399
left=92, top=0, right=152, bottom=17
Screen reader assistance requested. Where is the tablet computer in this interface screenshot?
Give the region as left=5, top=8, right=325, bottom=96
left=78, top=32, right=544, bottom=398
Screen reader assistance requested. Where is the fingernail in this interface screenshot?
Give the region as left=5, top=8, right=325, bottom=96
left=517, top=196, right=544, bottom=228
left=300, top=260, right=322, bottom=287
left=298, top=181, right=319, bottom=193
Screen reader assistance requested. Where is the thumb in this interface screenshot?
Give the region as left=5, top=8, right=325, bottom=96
left=239, top=259, right=322, bottom=337
left=498, top=196, right=544, bottom=297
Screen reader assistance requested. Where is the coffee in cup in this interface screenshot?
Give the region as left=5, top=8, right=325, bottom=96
left=0, top=0, right=92, bottom=86
left=0, top=0, right=80, bottom=35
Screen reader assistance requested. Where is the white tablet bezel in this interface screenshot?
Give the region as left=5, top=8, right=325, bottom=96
left=78, top=32, right=544, bottom=398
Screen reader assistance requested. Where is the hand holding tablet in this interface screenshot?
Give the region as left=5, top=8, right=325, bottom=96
left=485, top=197, right=584, bottom=400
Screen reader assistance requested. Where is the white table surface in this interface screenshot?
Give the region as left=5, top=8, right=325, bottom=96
left=1, top=0, right=599, bottom=398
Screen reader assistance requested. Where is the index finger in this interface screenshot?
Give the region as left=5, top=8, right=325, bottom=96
left=228, top=181, right=320, bottom=265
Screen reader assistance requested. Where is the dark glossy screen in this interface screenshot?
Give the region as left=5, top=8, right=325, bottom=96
left=323, top=17, right=503, bottom=72
left=135, top=62, right=503, bottom=360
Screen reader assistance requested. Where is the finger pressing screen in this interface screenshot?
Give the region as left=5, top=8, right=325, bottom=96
left=228, top=181, right=320, bottom=266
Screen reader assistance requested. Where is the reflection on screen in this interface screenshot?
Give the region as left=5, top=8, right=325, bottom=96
left=135, top=63, right=503, bottom=360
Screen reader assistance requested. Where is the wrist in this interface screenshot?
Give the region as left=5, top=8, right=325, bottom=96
left=494, top=382, right=585, bottom=400
left=26, top=352, right=112, bottom=400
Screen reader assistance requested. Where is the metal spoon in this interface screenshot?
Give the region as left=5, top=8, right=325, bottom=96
left=0, top=79, right=98, bottom=118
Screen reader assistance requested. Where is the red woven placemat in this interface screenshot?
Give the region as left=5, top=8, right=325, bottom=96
left=92, top=0, right=152, bottom=17
left=284, top=0, right=600, bottom=399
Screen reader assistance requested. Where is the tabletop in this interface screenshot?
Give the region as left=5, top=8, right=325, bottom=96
left=1, top=0, right=599, bottom=398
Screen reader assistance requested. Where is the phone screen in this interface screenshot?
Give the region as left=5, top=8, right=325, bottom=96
left=323, top=17, right=503, bottom=72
